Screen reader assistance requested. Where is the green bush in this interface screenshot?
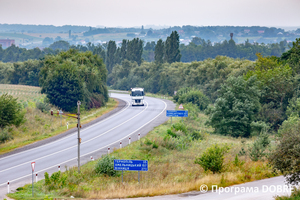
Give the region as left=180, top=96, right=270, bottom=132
left=248, top=133, right=270, bottom=161
left=190, top=130, right=203, bottom=140
left=95, top=155, right=118, bottom=177
left=0, top=128, right=13, bottom=144
left=36, top=99, right=51, bottom=113
left=195, top=144, right=230, bottom=173
left=171, top=122, right=187, bottom=134
left=270, top=117, right=300, bottom=185
left=174, top=87, right=210, bottom=111
left=44, top=171, right=67, bottom=191
left=0, top=93, right=25, bottom=129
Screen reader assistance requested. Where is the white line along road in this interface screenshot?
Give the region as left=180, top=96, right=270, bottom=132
left=0, top=93, right=175, bottom=198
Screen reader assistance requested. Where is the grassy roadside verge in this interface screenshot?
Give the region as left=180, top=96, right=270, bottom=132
left=0, top=97, right=119, bottom=155
left=8, top=103, right=277, bottom=200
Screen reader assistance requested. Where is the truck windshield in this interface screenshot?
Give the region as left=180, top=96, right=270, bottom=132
left=132, top=91, right=144, bottom=96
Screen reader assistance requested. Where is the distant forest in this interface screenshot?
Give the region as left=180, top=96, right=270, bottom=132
left=0, top=36, right=293, bottom=63
left=1, top=24, right=299, bottom=44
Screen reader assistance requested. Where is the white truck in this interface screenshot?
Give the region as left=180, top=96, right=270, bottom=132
left=130, top=87, right=144, bottom=106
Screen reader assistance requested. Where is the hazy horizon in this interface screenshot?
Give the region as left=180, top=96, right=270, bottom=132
left=1, top=0, right=299, bottom=29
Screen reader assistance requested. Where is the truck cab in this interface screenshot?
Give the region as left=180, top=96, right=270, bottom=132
left=130, top=88, right=144, bottom=106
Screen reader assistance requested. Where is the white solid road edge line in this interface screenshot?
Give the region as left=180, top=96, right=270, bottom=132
left=0, top=95, right=130, bottom=162
left=0, top=99, right=147, bottom=174
left=0, top=98, right=167, bottom=187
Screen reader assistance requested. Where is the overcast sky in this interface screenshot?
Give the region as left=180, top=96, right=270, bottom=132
left=1, top=0, right=299, bottom=28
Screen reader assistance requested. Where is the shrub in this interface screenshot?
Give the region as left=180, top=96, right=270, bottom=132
left=270, top=118, right=300, bottom=185
left=95, top=155, right=118, bottom=177
left=195, top=144, right=230, bottom=173
left=171, top=122, right=187, bottom=134
left=249, top=133, right=270, bottom=161
left=0, top=128, right=13, bottom=144
left=0, top=93, right=25, bottom=129
left=190, top=130, right=203, bottom=140
left=174, top=87, right=210, bottom=111
left=44, top=171, right=67, bottom=191
left=36, top=99, right=51, bottom=113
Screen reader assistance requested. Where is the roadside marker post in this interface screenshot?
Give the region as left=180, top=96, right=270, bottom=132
left=108, top=147, right=110, bottom=154
left=67, top=122, right=69, bottom=129
left=58, top=165, right=60, bottom=171
left=90, top=156, right=94, bottom=161
left=31, top=162, right=35, bottom=197
left=138, top=133, right=140, bottom=140
left=120, top=141, right=122, bottom=148
left=7, top=181, right=9, bottom=194
left=129, top=137, right=131, bottom=144
left=36, top=174, right=38, bottom=182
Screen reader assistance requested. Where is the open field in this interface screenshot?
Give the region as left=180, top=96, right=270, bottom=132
left=0, top=84, right=118, bottom=155
left=0, top=33, right=42, bottom=45
left=8, top=103, right=278, bottom=199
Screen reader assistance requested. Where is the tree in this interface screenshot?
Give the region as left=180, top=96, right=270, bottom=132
left=155, top=39, right=164, bottom=64
left=44, top=63, right=84, bottom=112
left=127, top=38, right=143, bottom=65
left=49, top=40, right=70, bottom=51
left=206, top=76, right=261, bottom=137
left=40, top=49, right=108, bottom=111
left=0, top=94, right=24, bottom=129
left=164, top=31, right=181, bottom=63
left=281, top=38, right=300, bottom=73
left=42, top=37, right=54, bottom=46
left=106, top=40, right=117, bottom=73
left=269, top=117, right=300, bottom=185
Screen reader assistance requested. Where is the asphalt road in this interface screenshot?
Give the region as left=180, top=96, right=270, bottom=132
left=126, top=176, right=294, bottom=200
left=0, top=93, right=175, bottom=199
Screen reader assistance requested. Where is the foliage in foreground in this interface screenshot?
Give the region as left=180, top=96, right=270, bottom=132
left=0, top=93, right=25, bottom=130
left=269, top=116, right=300, bottom=185
left=194, top=144, right=230, bottom=174
left=95, top=155, right=119, bottom=177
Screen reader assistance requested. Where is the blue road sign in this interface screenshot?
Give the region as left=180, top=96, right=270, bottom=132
left=114, top=160, right=148, bottom=171
left=166, top=110, right=188, bottom=117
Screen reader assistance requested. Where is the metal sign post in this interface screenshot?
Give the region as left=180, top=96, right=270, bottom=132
left=31, top=162, right=35, bottom=197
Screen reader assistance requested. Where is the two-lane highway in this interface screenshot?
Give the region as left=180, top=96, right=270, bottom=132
left=0, top=93, right=175, bottom=198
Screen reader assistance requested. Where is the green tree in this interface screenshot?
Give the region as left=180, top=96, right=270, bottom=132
left=0, top=94, right=24, bottom=129
left=44, top=63, right=84, bottom=112
left=281, top=38, right=300, bottom=73
left=49, top=40, right=70, bottom=51
left=206, top=76, right=261, bottom=137
left=127, top=38, right=143, bottom=65
left=269, top=117, right=300, bottom=185
left=245, top=54, right=296, bottom=130
left=106, top=40, right=117, bottom=73
left=155, top=39, right=164, bottom=64
left=164, top=31, right=181, bottom=63
left=40, top=49, right=108, bottom=111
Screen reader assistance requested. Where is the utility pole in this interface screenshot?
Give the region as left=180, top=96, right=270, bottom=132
left=77, top=101, right=81, bottom=173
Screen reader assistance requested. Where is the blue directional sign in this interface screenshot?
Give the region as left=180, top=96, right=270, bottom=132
left=114, top=160, right=148, bottom=171
left=166, top=110, right=188, bottom=117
